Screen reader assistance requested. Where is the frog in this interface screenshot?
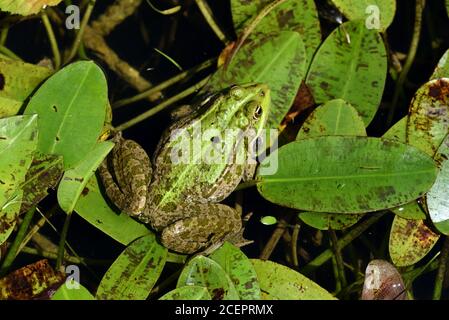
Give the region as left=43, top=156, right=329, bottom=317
left=99, top=83, right=271, bottom=254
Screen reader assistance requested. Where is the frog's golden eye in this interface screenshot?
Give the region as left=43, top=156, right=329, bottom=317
left=253, top=105, right=263, bottom=120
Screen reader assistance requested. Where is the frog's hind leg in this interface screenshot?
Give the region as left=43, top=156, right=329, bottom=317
left=160, top=203, right=242, bottom=254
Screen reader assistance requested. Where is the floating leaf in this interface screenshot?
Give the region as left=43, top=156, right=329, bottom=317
left=0, top=0, right=62, bottom=16
left=0, top=260, right=64, bottom=300
left=383, top=116, right=407, bottom=142
left=52, top=281, right=95, bottom=300
left=260, top=216, right=277, bottom=225
left=0, top=115, right=38, bottom=209
left=390, top=202, right=426, bottom=220
left=0, top=58, right=52, bottom=118
left=297, top=99, right=366, bottom=139
left=427, top=135, right=449, bottom=234
left=74, top=175, right=151, bottom=246
left=209, top=242, right=261, bottom=300
left=406, top=78, right=449, bottom=156
left=58, top=141, right=114, bottom=214
left=306, top=20, right=387, bottom=126
left=257, top=136, right=437, bottom=213
left=177, top=255, right=239, bottom=300
left=203, top=31, right=306, bottom=129
left=24, top=61, right=108, bottom=169
left=96, top=234, right=167, bottom=300
left=231, top=0, right=321, bottom=62
left=389, top=216, right=440, bottom=267
left=159, top=286, right=211, bottom=300
left=19, top=153, right=63, bottom=214
left=251, top=259, right=336, bottom=299
left=299, top=212, right=362, bottom=230
left=329, top=0, right=396, bottom=31
left=431, top=49, right=449, bottom=80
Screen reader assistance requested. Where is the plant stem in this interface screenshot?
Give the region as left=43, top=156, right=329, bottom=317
left=113, top=58, right=215, bottom=109
left=0, top=207, right=36, bottom=276
left=194, top=0, right=229, bottom=44
left=433, top=236, right=449, bottom=300
left=0, top=45, right=22, bottom=60
left=116, top=75, right=211, bottom=131
left=0, top=28, right=9, bottom=46
left=65, top=0, right=96, bottom=63
left=301, top=212, right=386, bottom=275
left=259, top=214, right=291, bottom=260
left=329, top=229, right=347, bottom=288
left=41, top=11, right=61, bottom=70
left=386, top=0, right=426, bottom=126
left=291, top=223, right=300, bottom=267
left=56, top=212, right=72, bottom=270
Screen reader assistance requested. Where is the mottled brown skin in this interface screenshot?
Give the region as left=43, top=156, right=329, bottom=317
left=100, top=84, right=271, bottom=254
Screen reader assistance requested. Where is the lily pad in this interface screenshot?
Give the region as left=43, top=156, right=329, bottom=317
left=251, top=259, right=336, bottom=299
left=0, top=0, right=62, bottom=16
left=257, top=136, right=437, bottom=213
left=389, top=216, right=440, bottom=267
left=231, top=0, right=321, bottom=63
left=390, top=201, right=426, bottom=220
left=24, top=61, right=108, bottom=169
left=96, top=234, right=167, bottom=300
left=177, top=255, right=239, bottom=300
left=297, top=99, right=366, bottom=139
left=299, top=211, right=362, bottom=230
left=406, top=78, right=449, bottom=156
left=159, top=286, right=211, bottom=300
left=329, top=0, right=396, bottom=31
left=209, top=242, right=261, bottom=300
left=57, top=141, right=114, bottom=214
left=203, top=31, right=306, bottom=129
left=306, top=20, right=387, bottom=126
left=0, top=58, right=52, bottom=118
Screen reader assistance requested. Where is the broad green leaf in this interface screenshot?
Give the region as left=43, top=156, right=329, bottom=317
left=390, top=202, right=426, bottom=220
left=257, top=136, right=438, bottom=213
left=159, top=286, right=211, bottom=300
left=297, top=99, right=366, bottom=139
left=74, top=175, right=151, bottom=246
left=299, top=212, right=362, bottom=230
left=57, top=141, right=114, bottom=213
left=19, top=153, right=63, bottom=214
left=231, top=0, right=321, bottom=63
left=389, top=216, right=440, bottom=267
left=52, top=281, right=95, bottom=300
left=427, top=135, right=449, bottom=234
left=431, top=49, right=449, bottom=80
left=306, top=20, right=387, bottom=126
left=203, top=31, right=306, bottom=129
left=0, top=58, right=52, bottom=118
left=24, top=61, right=108, bottom=169
left=0, top=0, right=62, bottom=15
left=209, top=242, right=261, bottom=300
left=96, top=234, right=167, bottom=300
left=330, top=0, right=396, bottom=31
left=251, top=259, right=336, bottom=300
left=0, top=190, right=22, bottom=245
left=0, top=115, right=38, bottom=208
left=406, top=78, right=449, bottom=156
left=383, top=116, right=407, bottom=142
left=177, top=255, right=239, bottom=300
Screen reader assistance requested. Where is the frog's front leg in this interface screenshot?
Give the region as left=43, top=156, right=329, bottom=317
left=160, top=203, right=242, bottom=254
left=99, top=134, right=152, bottom=217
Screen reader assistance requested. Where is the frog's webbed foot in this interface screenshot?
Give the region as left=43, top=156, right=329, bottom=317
left=98, top=133, right=152, bottom=217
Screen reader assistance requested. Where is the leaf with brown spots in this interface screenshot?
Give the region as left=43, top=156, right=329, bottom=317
left=299, top=211, right=362, bottom=230
left=0, top=58, right=52, bottom=118
left=306, top=20, right=388, bottom=126
left=159, top=286, right=211, bottom=300
left=251, top=259, right=336, bottom=299
left=209, top=242, right=261, bottom=300
left=389, top=216, right=440, bottom=267
left=177, top=255, right=239, bottom=300
left=96, top=233, right=167, bottom=300
left=0, top=0, right=62, bottom=16
left=0, top=259, right=64, bottom=300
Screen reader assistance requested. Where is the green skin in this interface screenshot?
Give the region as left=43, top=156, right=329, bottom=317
left=99, top=83, right=271, bottom=254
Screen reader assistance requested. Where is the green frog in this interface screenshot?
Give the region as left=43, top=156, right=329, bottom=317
left=99, top=83, right=270, bottom=254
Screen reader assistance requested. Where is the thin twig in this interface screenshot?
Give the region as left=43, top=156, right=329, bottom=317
left=116, top=76, right=211, bottom=131
left=433, top=236, right=449, bottom=300
left=329, top=229, right=347, bottom=288
left=386, top=0, right=426, bottom=126
left=194, top=0, right=229, bottom=44
left=291, top=223, right=300, bottom=268
left=41, top=11, right=61, bottom=70
left=259, top=214, right=291, bottom=260
left=0, top=45, right=22, bottom=60
left=56, top=212, right=72, bottom=270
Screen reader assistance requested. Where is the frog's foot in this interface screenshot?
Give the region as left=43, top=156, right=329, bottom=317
left=159, top=203, right=242, bottom=255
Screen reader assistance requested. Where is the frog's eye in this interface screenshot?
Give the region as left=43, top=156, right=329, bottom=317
left=253, top=105, right=263, bottom=120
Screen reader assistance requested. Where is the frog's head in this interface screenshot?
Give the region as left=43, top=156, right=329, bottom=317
left=211, top=83, right=270, bottom=135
